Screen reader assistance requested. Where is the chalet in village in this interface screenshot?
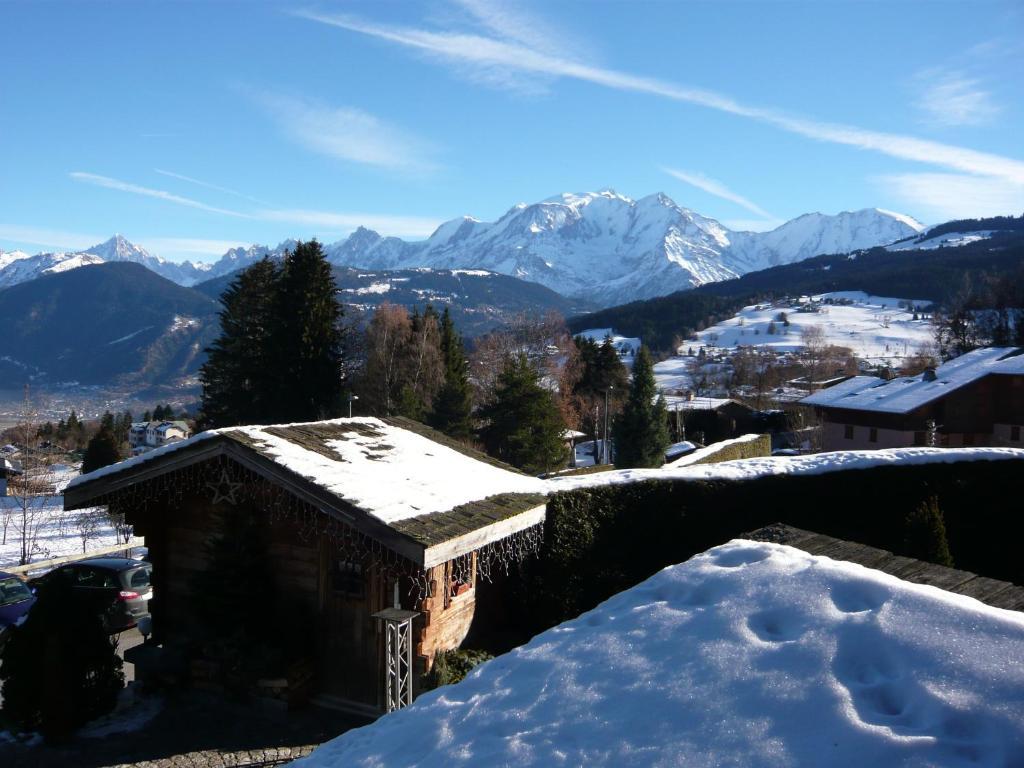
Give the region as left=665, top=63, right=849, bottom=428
left=801, top=346, right=1024, bottom=451
left=64, top=417, right=548, bottom=715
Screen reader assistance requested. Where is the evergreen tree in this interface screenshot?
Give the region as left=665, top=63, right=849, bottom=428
left=903, top=496, right=954, bottom=567
left=477, top=353, right=566, bottom=474
left=430, top=307, right=474, bottom=439
left=81, top=428, right=122, bottom=474
left=200, top=257, right=280, bottom=427
left=268, top=241, right=347, bottom=422
left=613, top=345, right=670, bottom=468
left=1, top=575, right=124, bottom=742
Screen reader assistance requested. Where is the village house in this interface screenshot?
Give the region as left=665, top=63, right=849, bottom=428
left=0, top=457, right=22, bottom=497
left=662, top=393, right=757, bottom=445
left=64, top=416, right=546, bottom=716
left=800, top=346, right=1024, bottom=451
left=129, top=420, right=192, bottom=455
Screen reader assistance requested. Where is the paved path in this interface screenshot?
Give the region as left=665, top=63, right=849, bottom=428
left=0, top=690, right=363, bottom=768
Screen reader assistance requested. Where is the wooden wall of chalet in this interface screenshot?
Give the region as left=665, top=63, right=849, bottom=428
left=119, top=465, right=489, bottom=712
left=818, top=373, right=1024, bottom=443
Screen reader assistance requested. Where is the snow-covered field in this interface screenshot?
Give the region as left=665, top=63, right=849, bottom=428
left=296, top=540, right=1024, bottom=768
left=0, top=497, right=122, bottom=570
left=0, top=463, right=124, bottom=569
left=688, top=291, right=935, bottom=363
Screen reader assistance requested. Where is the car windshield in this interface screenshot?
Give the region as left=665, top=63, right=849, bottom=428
left=0, top=576, right=33, bottom=607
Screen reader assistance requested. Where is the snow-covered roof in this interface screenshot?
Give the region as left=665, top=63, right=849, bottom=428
left=66, top=417, right=546, bottom=566
left=661, top=395, right=737, bottom=411
left=547, top=445, right=1024, bottom=493
left=800, top=347, right=1024, bottom=414
left=295, top=539, right=1024, bottom=767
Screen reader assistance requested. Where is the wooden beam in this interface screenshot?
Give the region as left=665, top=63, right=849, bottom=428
left=421, top=504, right=546, bottom=569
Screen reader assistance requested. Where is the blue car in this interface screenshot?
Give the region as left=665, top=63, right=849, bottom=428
left=0, top=570, right=36, bottom=651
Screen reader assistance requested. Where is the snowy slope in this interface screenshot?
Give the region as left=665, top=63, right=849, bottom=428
left=295, top=539, right=1024, bottom=768
left=681, top=291, right=934, bottom=362
left=0, top=235, right=213, bottom=289
left=728, top=208, right=924, bottom=273
left=333, top=192, right=922, bottom=305
left=0, top=195, right=924, bottom=305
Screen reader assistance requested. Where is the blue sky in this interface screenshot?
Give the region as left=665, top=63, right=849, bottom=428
left=1, top=0, right=1022, bottom=263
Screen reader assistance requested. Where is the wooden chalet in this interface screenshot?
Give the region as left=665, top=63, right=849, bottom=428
left=801, top=347, right=1024, bottom=451
left=64, top=416, right=547, bottom=716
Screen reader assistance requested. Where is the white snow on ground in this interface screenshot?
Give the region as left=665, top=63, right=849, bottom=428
left=70, top=418, right=545, bottom=526
left=546, top=446, right=1024, bottom=494
left=887, top=231, right=994, bottom=251
left=576, top=329, right=642, bottom=356
left=295, top=540, right=1024, bottom=768
left=449, top=269, right=492, bottom=277
left=168, top=315, right=200, bottom=333
left=342, top=282, right=392, bottom=295
left=78, top=686, right=163, bottom=738
left=665, top=433, right=764, bottom=467
left=0, top=497, right=121, bottom=569
left=682, top=291, right=934, bottom=363
left=107, top=326, right=154, bottom=345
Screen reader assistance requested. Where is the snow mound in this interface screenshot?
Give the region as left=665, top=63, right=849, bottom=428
left=296, top=540, right=1024, bottom=768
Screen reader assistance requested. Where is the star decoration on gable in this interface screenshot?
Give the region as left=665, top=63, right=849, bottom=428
left=206, top=468, right=243, bottom=505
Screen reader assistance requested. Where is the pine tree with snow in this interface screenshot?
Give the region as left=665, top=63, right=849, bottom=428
left=613, top=345, right=670, bottom=469
left=477, top=353, right=566, bottom=474
left=430, top=307, right=474, bottom=439
left=200, top=257, right=280, bottom=427
left=268, top=241, right=348, bottom=422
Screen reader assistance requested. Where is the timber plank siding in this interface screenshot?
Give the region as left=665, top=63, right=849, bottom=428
left=747, top=524, right=1024, bottom=613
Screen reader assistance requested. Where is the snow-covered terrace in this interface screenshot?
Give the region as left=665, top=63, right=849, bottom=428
left=801, top=346, right=1024, bottom=414
left=293, top=539, right=1024, bottom=767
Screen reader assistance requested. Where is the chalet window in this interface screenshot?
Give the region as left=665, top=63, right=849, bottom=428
left=868, top=428, right=878, bottom=443
left=1012, top=425, right=1021, bottom=442
left=331, top=560, right=364, bottom=599
left=844, top=425, right=854, bottom=440
left=913, top=431, right=926, bottom=446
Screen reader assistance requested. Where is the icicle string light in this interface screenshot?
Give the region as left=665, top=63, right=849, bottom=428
left=98, top=455, right=543, bottom=608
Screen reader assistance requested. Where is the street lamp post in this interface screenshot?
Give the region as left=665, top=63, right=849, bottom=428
left=347, top=393, right=359, bottom=418
left=603, top=385, right=613, bottom=464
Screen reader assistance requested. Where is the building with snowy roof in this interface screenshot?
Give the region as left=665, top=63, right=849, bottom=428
left=800, top=347, right=1024, bottom=451
left=64, top=416, right=546, bottom=716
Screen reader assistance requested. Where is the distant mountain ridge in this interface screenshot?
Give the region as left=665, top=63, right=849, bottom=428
left=0, top=192, right=926, bottom=305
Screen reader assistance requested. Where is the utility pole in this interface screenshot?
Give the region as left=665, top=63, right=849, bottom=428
left=603, top=385, right=613, bottom=464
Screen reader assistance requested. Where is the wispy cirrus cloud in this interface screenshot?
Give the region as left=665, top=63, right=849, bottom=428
left=69, top=172, right=253, bottom=218
left=259, top=208, right=442, bottom=239
left=154, top=169, right=273, bottom=206
left=292, top=8, right=1024, bottom=186
left=246, top=89, right=438, bottom=172
left=879, top=173, right=1024, bottom=222
left=68, top=171, right=441, bottom=240
left=663, top=168, right=777, bottom=222
left=914, top=68, right=1000, bottom=127
left=0, top=224, right=102, bottom=252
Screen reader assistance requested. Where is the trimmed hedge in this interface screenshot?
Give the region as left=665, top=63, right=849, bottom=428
left=672, top=434, right=771, bottom=467
left=516, top=458, right=1024, bottom=633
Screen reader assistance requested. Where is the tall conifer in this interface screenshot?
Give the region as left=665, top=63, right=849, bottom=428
left=199, top=257, right=280, bottom=427
left=430, top=307, right=474, bottom=439
left=478, top=353, right=566, bottom=474
left=613, top=345, right=670, bottom=468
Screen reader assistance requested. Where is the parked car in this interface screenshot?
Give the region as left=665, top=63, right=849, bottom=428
left=0, top=570, right=36, bottom=651
left=29, top=558, right=152, bottom=633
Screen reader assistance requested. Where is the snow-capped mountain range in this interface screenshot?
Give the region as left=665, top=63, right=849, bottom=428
left=0, top=191, right=925, bottom=304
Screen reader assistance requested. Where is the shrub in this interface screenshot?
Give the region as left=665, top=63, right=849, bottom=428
left=903, top=496, right=954, bottom=567
left=423, top=649, right=494, bottom=690
left=1, top=576, right=124, bottom=742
